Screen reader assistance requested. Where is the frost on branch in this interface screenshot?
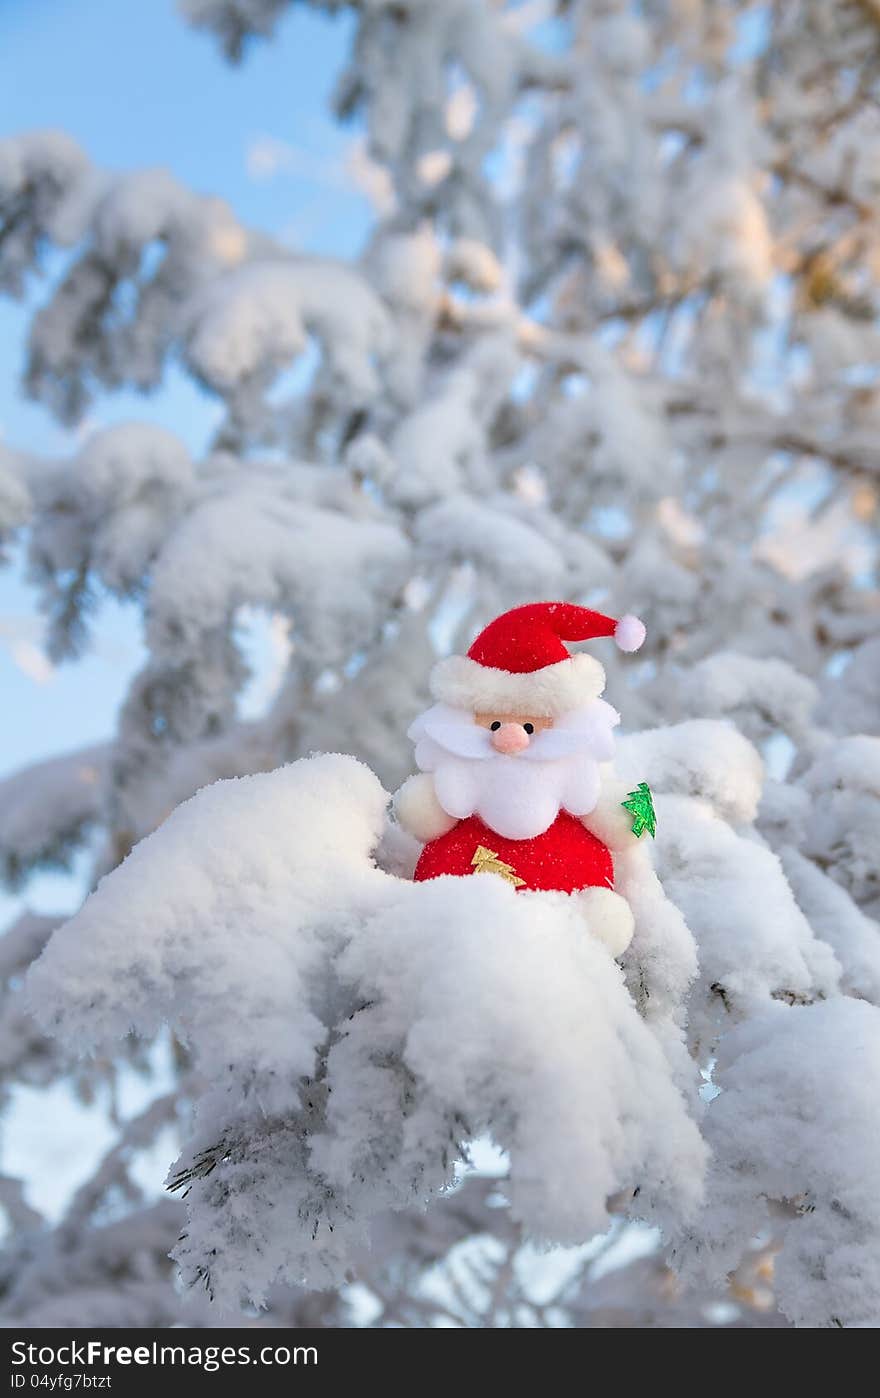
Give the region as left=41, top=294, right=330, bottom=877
left=0, top=130, right=394, bottom=439
left=7, top=419, right=410, bottom=857
left=28, top=753, right=706, bottom=1308
left=800, top=737, right=880, bottom=918
left=0, top=129, right=89, bottom=295
left=182, top=259, right=392, bottom=440
left=778, top=849, right=880, bottom=1005
left=676, top=654, right=820, bottom=746
left=0, top=134, right=255, bottom=424
left=0, top=745, right=108, bottom=888
left=680, top=1000, right=880, bottom=1329
left=0, top=912, right=58, bottom=1098
left=617, top=722, right=840, bottom=1059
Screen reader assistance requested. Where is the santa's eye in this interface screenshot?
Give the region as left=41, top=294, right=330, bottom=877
left=490, top=720, right=502, bottom=731
left=523, top=723, right=534, bottom=735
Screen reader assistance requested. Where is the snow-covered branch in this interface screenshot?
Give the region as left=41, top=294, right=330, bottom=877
left=1, top=0, right=879, bottom=1330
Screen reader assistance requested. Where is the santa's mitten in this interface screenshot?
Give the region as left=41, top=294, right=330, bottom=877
left=582, top=778, right=651, bottom=850
left=575, top=886, right=635, bottom=957
left=393, top=773, right=458, bottom=844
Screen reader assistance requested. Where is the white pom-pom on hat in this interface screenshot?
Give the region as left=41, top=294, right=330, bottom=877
left=614, top=614, right=646, bottom=652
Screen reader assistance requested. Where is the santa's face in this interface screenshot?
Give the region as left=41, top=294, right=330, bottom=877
left=408, top=699, right=620, bottom=840
left=473, top=711, right=554, bottom=754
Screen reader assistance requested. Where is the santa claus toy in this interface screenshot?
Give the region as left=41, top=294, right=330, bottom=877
left=393, top=601, right=656, bottom=956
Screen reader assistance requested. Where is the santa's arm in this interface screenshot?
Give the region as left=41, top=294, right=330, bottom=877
left=580, top=777, right=645, bottom=850
left=392, top=774, right=459, bottom=844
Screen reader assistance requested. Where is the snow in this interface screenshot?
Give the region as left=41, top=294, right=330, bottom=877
left=680, top=653, right=819, bottom=744
left=801, top=737, right=880, bottom=914
left=682, top=999, right=880, bottom=1328
left=386, top=337, right=519, bottom=507
left=415, top=494, right=567, bottom=597
left=618, top=720, right=764, bottom=827
left=92, top=169, right=193, bottom=257
left=0, top=745, right=108, bottom=888
left=183, top=258, right=392, bottom=412
left=0, top=131, right=90, bottom=293
left=30, top=425, right=196, bottom=602
left=821, top=637, right=880, bottom=737
left=779, top=848, right=880, bottom=1004
left=0, top=912, right=60, bottom=1100
left=655, top=795, right=841, bottom=1052
left=146, top=474, right=410, bottom=669
left=28, top=752, right=706, bottom=1306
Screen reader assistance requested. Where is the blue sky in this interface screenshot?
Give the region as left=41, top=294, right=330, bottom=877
left=0, top=0, right=374, bottom=923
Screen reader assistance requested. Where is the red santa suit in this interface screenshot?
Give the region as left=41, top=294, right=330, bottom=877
left=414, top=811, right=614, bottom=893
left=395, top=601, right=650, bottom=953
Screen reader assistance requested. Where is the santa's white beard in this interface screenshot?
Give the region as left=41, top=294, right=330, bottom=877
left=408, top=701, right=620, bottom=841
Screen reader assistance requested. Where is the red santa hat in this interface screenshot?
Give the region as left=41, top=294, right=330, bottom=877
left=430, top=601, right=646, bottom=717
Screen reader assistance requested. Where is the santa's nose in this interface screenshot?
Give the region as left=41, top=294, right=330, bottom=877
left=491, top=723, right=530, bottom=754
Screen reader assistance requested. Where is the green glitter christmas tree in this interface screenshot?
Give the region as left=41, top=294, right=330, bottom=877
left=621, top=782, right=657, bottom=839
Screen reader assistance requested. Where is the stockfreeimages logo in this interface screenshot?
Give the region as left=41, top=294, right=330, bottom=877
left=11, top=1341, right=317, bottom=1374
